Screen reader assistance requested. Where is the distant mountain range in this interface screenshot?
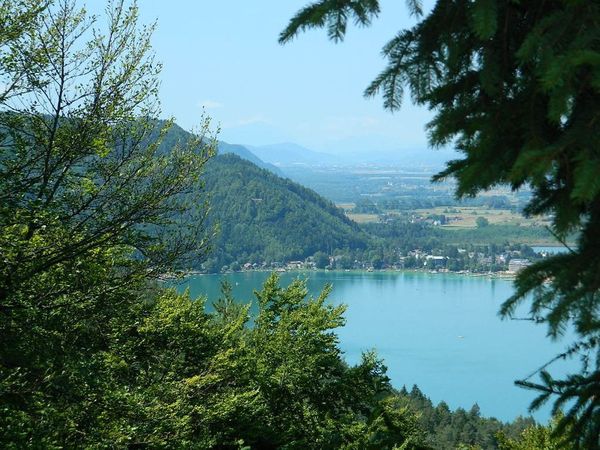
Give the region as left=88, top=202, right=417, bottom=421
left=248, top=142, right=339, bottom=166
left=158, top=122, right=283, bottom=175
left=247, top=142, right=459, bottom=170
left=162, top=122, right=458, bottom=173
left=162, top=121, right=458, bottom=177
left=338, top=148, right=460, bottom=169
left=217, top=141, right=284, bottom=176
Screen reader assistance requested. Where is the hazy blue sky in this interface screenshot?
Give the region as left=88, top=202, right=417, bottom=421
left=126, top=1, right=437, bottom=154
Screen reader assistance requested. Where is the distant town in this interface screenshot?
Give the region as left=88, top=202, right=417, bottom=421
left=203, top=245, right=560, bottom=277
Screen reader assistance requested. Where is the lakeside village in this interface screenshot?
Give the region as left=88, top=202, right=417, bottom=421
left=200, top=245, right=561, bottom=276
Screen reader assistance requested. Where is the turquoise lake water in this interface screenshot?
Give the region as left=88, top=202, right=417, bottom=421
left=175, top=270, right=575, bottom=423
left=531, top=245, right=568, bottom=254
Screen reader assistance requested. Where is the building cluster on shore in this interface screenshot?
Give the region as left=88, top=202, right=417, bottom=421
left=215, top=247, right=538, bottom=275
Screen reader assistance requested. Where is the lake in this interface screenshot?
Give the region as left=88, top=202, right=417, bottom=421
left=176, top=270, right=575, bottom=423
left=531, top=245, right=568, bottom=255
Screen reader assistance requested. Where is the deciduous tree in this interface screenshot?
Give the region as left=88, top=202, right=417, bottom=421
left=0, top=0, right=214, bottom=444
left=0, top=0, right=214, bottom=306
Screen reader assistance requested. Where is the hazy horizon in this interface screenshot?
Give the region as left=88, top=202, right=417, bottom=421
left=83, top=0, right=440, bottom=155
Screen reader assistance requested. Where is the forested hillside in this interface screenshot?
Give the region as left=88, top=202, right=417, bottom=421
left=201, top=153, right=370, bottom=272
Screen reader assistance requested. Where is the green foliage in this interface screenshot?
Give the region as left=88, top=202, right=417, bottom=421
left=1, top=264, right=428, bottom=447
left=352, top=198, right=380, bottom=214
left=0, top=0, right=217, bottom=429
left=239, top=274, right=428, bottom=449
left=476, top=217, right=489, bottom=228
left=280, top=0, right=381, bottom=44
left=0, top=0, right=47, bottom=100
left=314, top=250, right=330, bottom=269
left=397, top=385, right=536, bottom=450
left=342, top=396, right=428, bottom=450
left=282, top=1, right=600, bottom=446
left=0, top=0, right=214, bottom=307
left=496, top=414, right=574, bottom=450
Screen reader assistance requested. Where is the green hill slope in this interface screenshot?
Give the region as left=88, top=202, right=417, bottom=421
left=201, top=153, right=369, bottom=271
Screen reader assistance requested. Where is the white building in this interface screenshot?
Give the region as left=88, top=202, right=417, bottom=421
left=508, top=258, right=531, bottom=273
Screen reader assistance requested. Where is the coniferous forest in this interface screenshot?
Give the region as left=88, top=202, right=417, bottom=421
left=1, top=0, right=598, bottom=449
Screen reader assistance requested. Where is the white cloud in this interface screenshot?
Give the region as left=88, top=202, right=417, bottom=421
left=198, top=99, right=224, bottom=109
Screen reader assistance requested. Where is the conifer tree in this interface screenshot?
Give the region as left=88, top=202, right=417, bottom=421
left=281, top=1, right=600, bottom=447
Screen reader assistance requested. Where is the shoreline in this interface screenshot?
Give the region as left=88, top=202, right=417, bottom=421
left=181, top=267, right=518, bottom=281
left=168, top=243, right=568, bottom=281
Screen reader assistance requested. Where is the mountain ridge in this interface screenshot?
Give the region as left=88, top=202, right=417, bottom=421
left=248, top=142, right=338, bottom=166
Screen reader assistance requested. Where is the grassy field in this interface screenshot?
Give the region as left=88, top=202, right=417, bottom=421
left=438, top=225, right=555, bottom=245
left=346, top=213, right=380, bottom=223
left=414, top=206, right=550, bottom=229
left=338, top=203, right=382, bottom=224
left=337, top=203, right=552, bottom=229
left=337, top=202, right=559, bottom=244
